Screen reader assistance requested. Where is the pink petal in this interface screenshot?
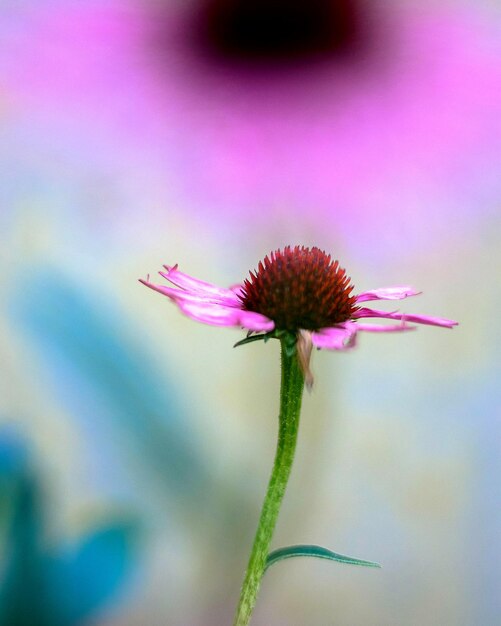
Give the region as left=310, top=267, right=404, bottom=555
left=311, top=323, right=358, bottom=350
left=160, top=266, right=241, bottom=305
left=354, top=307, right=458, bottom=328
left=355, top=322, right=417, bottom=332
left=355, top=286, right=421, bottom=303
left=141, top=274, right=238, bottom=306
left=140, top=275, right=274, bottom=331
left=179, top=300, right=274, bottom=331
left=139, top=278, right=209, bottom=304
left=237, top=310, right=275, bottom=332
left=229, top=284, right=245, bottom=297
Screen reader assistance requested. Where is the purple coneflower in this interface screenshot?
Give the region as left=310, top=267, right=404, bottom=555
left=141, top=245, right=457, bottom=626
left=140, top=245, right=456, bottom=385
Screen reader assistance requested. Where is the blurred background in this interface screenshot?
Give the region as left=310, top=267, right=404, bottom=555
left=1, top=0, right=500, bottom=624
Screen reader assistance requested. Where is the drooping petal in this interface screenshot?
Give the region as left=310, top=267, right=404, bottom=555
left=229, top=284, right=245, bottom=298
left=160, top=266, right=241, bottom=305
left=311, top=323, right=358, bottom=351
left=237, top=310, right=275, bottom=332
left=178, top=300, right=274, bottom=331
left=355, top=286, right=421, bottom=303
left=297, top=330, right=314, bottom=390
left=176, top=300, right=244, bottom=326
left=140, top=276, right=238, bottom=307
left=354, top=322, right=417, bottom=332
left=139, top=277, right=202, bottom=301
left=354, top=307, right=458, bottom=328
left=140, top=275, right=274, bottom=330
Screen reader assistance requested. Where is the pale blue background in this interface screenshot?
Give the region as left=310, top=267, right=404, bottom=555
left=1, top=1, right=500, bottom=625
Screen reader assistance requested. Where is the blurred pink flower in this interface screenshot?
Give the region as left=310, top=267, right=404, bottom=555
left=2, top=1, right=501, bottom=246
left=140, top=246, right=457, bottom=353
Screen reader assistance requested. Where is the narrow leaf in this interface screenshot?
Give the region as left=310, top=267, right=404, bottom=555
left=233, top=333, right=271, bottom=348
left=265, top=544, right=381, bottom=571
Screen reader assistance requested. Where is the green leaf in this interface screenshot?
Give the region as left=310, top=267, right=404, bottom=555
left=265, top=544, right=381, bottom=572
left=233, top=333, right=271, bottom=348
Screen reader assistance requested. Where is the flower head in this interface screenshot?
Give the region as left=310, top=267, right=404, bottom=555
left=140, top=245, right=457, bottom=385
left=239, top=247, right=357, bottom=331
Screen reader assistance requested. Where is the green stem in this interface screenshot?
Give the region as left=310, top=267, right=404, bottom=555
left=233, top=337, right=305, bottom=626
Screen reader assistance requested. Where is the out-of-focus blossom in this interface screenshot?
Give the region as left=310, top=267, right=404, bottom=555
left=1, top=1, right=500, bottom=247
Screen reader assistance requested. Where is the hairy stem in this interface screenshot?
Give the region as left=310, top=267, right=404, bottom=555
left=233, top=338, right=305, bottom=626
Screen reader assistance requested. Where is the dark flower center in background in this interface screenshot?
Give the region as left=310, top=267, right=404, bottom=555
left=240, top=246, right=357, bottom=331
left=194, top=0, right=363, bottom=65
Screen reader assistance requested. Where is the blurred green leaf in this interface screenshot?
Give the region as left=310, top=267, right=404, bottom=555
left=10, top=270, right=212, bottom=503
left=0, top=430, right=140, bottom=626
left=47, top=520, right=140, bottom=626
left=0, top=432, right=48, bottom=626
left=265, top=544, right=381, bottom=571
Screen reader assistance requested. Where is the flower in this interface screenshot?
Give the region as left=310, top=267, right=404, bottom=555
left=2, top=2, right=500, bottom=252
left=140, top=246, right=457, bottom=384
